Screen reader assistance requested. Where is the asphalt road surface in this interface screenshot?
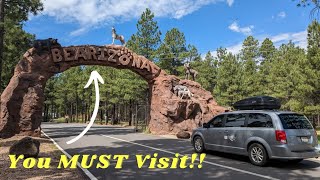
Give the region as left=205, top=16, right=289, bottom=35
left=42, top=123, right=320, bottom=180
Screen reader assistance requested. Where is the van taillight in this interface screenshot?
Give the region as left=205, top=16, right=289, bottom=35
left=275, top=130, right=287, bottom=144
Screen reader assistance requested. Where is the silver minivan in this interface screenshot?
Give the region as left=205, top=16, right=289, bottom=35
left=191, top=110, right=320, bottom=166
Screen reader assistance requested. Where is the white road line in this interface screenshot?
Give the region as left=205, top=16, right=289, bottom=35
left=42, top=131, right=98, bottom=180
left=101, top=134, right=279, bottom=180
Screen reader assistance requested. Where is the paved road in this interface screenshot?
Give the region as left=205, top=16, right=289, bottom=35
left=42, top=123, right=320, bottom=180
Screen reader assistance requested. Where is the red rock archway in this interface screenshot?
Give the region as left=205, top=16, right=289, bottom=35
left=0, top=45, right=224, bottom=138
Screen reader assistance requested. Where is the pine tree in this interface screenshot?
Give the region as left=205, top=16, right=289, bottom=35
left=192, top=51, right=217, bottom=92
left=126, top=8, right=161, bottom=61
left=260, top=38, right=276, bottom=61
left=123, top=8, right=160, bottom=124
left=304, top=20, right=320, bottom=121
left=157, top=28, right=187, bottom=75
left=0, top=0, right=43, bottom=90
left=258, top=38, right=276, bottom=95
left=266, top=42, right=307, bottom=112
left=239, top=36, right=260, bottom=97
left=214, top=48, right=242, bottom=106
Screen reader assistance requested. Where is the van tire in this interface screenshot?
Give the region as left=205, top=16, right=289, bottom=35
left=193, top=136, right=205, bottom=153
left=248, top=143, right=268, bottom=166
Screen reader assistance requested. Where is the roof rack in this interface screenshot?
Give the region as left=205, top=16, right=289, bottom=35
left=233, top=96, right=281, bottom=110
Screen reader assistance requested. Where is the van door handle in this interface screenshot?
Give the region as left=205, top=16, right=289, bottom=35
left=224, top=130, right=228, bottom=133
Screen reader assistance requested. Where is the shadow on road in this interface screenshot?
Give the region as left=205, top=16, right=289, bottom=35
left=42, top=125, right=135, bottom=139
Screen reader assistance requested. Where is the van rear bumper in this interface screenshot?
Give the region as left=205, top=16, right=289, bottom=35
left=270, top=145, right=320, bottom=159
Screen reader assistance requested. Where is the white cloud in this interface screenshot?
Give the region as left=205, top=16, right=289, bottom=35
left=39, top=0, right=234, bottom=36
left=225, top=43, right=243, bottom=54
left=277, top=11, right=286, bottom=19
left=270, top=33, right=290, bottom=42
left=226, top=0, right=234, bottom=6
left=208, top=30, right=307, bottom=57
left=270, top=31, right=307, bottom=48
left=70, top=27, right=88, bottom=36
left=290, top=31, right=308, bottom=48
left=228, top=21, right=254, bottom=35
left=272, top=11, right=286, bottom=20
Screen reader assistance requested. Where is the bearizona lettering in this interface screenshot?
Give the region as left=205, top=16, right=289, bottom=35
left=51, top=46, right=159, bottom=73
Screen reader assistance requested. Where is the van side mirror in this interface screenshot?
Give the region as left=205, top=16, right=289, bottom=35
left=203, top=123, right=209, bottom=128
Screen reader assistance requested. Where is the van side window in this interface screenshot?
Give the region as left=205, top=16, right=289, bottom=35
left=209, top=115, right=223, bottom=128
left=247, top=113, right=273, bottom=128
left=225, top=114, right=245, bottom=127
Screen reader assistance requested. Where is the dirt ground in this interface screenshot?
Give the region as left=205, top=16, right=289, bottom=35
left=0, top=134, right=87, bottom=180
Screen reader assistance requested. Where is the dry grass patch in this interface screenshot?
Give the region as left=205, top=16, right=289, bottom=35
left=0, top=135, right=87, bottom=180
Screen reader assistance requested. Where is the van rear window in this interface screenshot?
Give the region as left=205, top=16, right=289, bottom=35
left=278, top=114, right=313, bottom=129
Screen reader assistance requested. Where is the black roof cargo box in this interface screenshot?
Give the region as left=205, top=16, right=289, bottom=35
left=233, top=96, right=281, bottom=110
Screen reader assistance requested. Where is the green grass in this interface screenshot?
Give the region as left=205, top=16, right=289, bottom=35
left=53, top=117, right=66, bottom=123
left=143, top=127, right=151, bottom=134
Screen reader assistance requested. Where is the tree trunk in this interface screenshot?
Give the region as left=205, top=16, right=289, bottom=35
left=105, top=107, right=109, bottom=125
left=82, top=90, right=85, bottom=123
left=84, top=103, right=87, bottom=123
left=126, top=103, right=129, bottom=123
left=76, top=93, right=79, bottom=122
left=70, top=103, right=73, bottom=122
left=135, top=102, right=138, bottom=126
left=118, top=104, right=121, bottom=124
left=88, top=88, right=92, bottom=122
left=100, top=108, right=103, bottom=124
left=46, top=104, right=49, bottom=122
left=105, top=93, right=108, bottom=125
left=81, top=103, right=84, bottom=123
left=0, top=0, right=4, bottom=92
left=129, top=99, right=133, bottom=126
left=112, top=104, right=116, bottom=125
left=51, top=101, right=54, bottom=121
left=43, top=104, right=48, bottom=122
left=65, top=106, right=69, bottom=123
left=86, top=103, right=90, bottom=122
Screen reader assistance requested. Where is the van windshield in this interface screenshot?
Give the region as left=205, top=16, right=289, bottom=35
left=278, top=114, right=313, bottom=129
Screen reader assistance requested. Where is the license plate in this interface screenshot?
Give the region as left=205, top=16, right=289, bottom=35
left=300, top=137, right=309, bottom=143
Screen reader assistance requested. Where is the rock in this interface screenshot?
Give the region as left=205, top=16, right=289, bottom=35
left=149, top=74, right=225, bottom=135
left=9, top=137, right=40, bottom=158
left=176, top=131, right=191, bottom=139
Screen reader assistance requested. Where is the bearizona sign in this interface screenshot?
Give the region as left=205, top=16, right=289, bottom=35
left=0, top=44, right=224, bottom=138
left=49, top=45, right=162, bottom=82
left=51, top=46, right=160, bottom=75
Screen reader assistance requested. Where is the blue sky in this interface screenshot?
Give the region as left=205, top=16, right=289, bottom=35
left=24, top=0, right=315, bottom=56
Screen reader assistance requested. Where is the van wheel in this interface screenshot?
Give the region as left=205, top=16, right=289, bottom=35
left=248, top=143, right=268, bottom=166
left=193, top=136, right=205, bottom=153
